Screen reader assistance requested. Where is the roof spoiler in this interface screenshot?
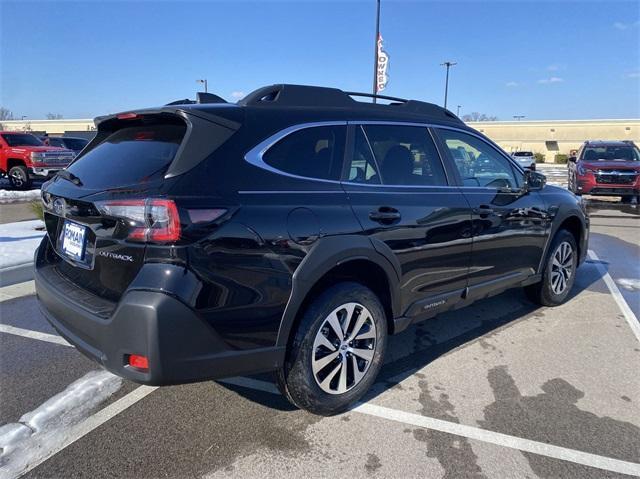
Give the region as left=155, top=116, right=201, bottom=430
left=165, top=91, right=228, bottom=106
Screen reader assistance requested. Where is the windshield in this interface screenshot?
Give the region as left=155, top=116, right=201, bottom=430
left=513, top=152, right=533, bottom=157
left=583, top=145, right=640, bottom=162
left=1, top=133, right=44, bottom=147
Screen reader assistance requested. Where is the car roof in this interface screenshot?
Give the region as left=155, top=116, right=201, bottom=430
left=116, top=84, right=466, bottom=128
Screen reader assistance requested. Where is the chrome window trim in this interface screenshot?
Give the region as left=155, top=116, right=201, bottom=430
left=243, top=121, right=347, bottom=185
left=243, top=119, right=524, bottom=190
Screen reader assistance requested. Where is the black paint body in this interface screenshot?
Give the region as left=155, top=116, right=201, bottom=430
left=35, top=85, right=589, bottom=385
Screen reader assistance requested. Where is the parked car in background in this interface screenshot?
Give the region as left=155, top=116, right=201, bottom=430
left=511, top=151, right=536, bottom=170
left=46, top=136, right=89, bottom=153
left=0, top=131, right=75, bottom=189
left=35, top=84, right=589, bottom=415
left=568, top=140, right=640, bottom=203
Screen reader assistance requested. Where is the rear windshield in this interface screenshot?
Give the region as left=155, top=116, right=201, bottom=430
left=66, top=124, right=186, bottom=189
left=583, top=145, right=640, bottom=161
left=513, top=151, right=533, bottom=156
left=2, top=133, right=44, bottom=147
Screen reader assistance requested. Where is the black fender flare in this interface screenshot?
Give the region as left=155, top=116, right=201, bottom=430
left=275, top=234, right=401, bottom=349
left=538, top=205, right=588, bottom=273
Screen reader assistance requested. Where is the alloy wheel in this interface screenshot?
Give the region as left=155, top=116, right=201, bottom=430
left=10, top=170, right=25, bottom=188
left=550, top=241, right=574, bottom=295
left=311, top=302, right=377, bottom=395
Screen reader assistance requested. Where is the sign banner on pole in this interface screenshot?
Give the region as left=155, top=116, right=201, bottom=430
left=376, top=34, right=389, bottom=93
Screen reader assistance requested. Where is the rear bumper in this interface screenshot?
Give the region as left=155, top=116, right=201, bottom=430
left=35, top=248, right=284, bottom=385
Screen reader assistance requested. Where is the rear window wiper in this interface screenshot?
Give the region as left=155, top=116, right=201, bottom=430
left=56, top=170, right=83, bottom=186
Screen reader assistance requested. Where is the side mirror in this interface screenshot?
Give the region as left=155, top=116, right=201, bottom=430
left=568, top=156, right=577, bottom=163
left=524, top=169, right=546, bottom=191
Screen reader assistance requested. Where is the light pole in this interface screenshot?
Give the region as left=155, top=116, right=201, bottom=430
left=513, top=115, right=525, bottom=121
left=440, top=61, right=456, bottom=110
left=196, top=79, right=208, bottom=93
left=21, top=116, right=27, bottom=120
left=372, top=0, right=381, bottom=103
left=456, top=105, right=462, bottom=116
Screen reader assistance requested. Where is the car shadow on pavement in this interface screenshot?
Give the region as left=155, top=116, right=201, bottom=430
left=217, top=261, right=605, bottom=412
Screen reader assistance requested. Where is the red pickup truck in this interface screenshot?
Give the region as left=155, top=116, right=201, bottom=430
left=0, top=131, right=76, bottom=189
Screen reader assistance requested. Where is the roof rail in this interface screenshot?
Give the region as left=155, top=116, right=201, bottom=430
left=344, top=91, right=408, bottom=103
left=237, top=84, right=460, bottom=122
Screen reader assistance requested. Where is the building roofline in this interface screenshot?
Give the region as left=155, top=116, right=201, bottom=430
left=466, top=118, right=639, bottom=126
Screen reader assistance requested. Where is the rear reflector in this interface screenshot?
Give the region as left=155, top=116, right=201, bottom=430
left=128, top=354, right=149, bottom=370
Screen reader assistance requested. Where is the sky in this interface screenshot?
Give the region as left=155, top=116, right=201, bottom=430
left=1, top=0, right=639, bottom=121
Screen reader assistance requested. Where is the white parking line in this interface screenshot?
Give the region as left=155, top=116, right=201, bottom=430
left=0, top=280, right=35, bottom=302
left=2, top=280, right=639, bottom=476
left=223, top=377, right=640, bottom=477
left=354, top=403, right=640, bottom=477
left=0, top=324, right=70, bottom=347
left=588, top=250, right=640, bottom=343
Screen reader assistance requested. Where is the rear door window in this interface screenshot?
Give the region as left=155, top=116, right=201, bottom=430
left=361, top=125, right=448, bottom=186
left=262, top=125, right=346, bottom=180
left=66, top=124, right=186, bottom=189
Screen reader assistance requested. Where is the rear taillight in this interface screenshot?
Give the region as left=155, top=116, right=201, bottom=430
left=96, top=199, right=181, bottom=243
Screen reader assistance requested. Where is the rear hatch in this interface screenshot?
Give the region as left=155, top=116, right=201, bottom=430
left=39, top=108, right=240, bottom=306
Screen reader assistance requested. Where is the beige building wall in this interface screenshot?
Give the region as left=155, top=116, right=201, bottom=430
left=0, top=119, right=95, bottom=134
left=2, top=117, right=639, bottom=162
left=467, top=119, right=639, bottom=161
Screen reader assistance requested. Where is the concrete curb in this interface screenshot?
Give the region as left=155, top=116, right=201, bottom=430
left=0, top=262, right=35, bottom=288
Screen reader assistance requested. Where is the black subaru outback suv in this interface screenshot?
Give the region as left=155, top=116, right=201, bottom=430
left=35, top=84, right=589, bottom=415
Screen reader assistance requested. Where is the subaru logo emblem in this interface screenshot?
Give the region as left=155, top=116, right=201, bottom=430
left=53, top=198, right=66, bottom=216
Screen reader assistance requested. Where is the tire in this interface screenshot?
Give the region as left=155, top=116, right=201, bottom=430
left=276, top=282, right=387, bottom=416
left=568, top=173, right=580, bottom=195
left=525, top=229, right=578, bottom=306
left=8, top=165, right=31, bottom=190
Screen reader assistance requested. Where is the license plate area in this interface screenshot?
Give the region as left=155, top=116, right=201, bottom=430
left=60, top=220, right=88, bottom=262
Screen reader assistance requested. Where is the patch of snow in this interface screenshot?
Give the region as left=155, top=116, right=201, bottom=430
left=0, top=189, right=41, bottom=203
left=0, top=220, right=46, bottom=269
left=616, top=278, right=640, bottom=292
left=0, top=370, right=122, bottom=477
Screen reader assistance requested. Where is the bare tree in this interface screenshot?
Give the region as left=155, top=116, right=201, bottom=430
left=46, top=113, right=64, bottom=120
left=0, top=107, right=14, bottom=121
left=462, top=112, right=498, bottom=122
left=0, top=107, right=14, bottom=130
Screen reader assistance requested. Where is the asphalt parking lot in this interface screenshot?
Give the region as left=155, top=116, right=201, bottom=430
left=1, top=198, right=639, bottom=479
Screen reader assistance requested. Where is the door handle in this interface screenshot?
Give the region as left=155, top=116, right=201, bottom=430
left=473, top=205, right=494, bottom=218
left=369, top=207, right=401, bottom=223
